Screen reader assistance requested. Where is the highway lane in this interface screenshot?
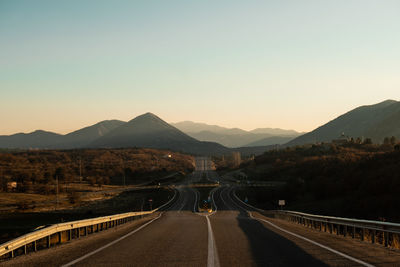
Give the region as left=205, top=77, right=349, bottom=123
left=5, top=169, right=386, bottom=267
left=209, top=186, right=329, bottom=266
left=211, top=185, right=378, bottom=267
left=67, top=187, right=208, bottom=267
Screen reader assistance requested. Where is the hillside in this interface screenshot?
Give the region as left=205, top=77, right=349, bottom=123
left=90, top=113, right=231, bottom=155
left=287, top=100, right=400, bottom=146
left=0, top=130, right=63, bottom=149
left=250, top=128, right=303, bottom=136
left=239, top=143, right=400, bottom=222
left=0, top=121, right=126, bottom=149
left=53, top=120, right=125, bottom=148
left=173, top=121, right=302, bottom=147
left=244, top=136, right=296, bottom=147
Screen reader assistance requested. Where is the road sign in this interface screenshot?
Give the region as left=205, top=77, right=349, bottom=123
left=278, top=200, right=285, bottom=206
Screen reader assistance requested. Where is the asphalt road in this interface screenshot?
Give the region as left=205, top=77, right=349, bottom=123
left=5, top=170, right=389, bottom=267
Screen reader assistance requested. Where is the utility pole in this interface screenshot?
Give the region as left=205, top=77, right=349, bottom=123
left=122, top=159, right=126, bottom=187
left=79, top=157, right=82, bottom=183
left=56, top=175, right=59, bottom=210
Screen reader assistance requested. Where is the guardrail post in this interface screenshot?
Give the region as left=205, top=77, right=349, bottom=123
left=34, top=240, right=37, bottom=252
left=58, top=232, right=62, bottom=244
left=68, top=229, right=72, bottom=241
left=324, top=222, right=327, bottom=232
left=329, top=223, right=332, bottom=234
left=344, top=225, right=347, bottom=237
left=371, top=230, right=375, bottom=244
left=10, top=250, right=14, bottom=258
left=384, top=231, right=389, bottom=247
left=47, top=235, right=51, bottom=248
left=84, top=226, right=88, bottom=236
left=361, top=228, right=365, bottom=241
left=352, top=226, right=355, bottom=239
left=24, top=244, right=27, bottom=255
left=336, top=225, right=340, bottom=235
left=77, top=228, right=80, bottom=238
left=319, top=222, right=322, bottom=231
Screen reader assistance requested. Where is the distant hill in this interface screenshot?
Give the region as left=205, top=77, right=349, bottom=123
left=244, top=136, right=296, bottom=147
left=0, top=130, right=63, bottom=149
left=172, top=121, right=302, bottom=147
left=0, top=120, right=126, bottom=149
left=53, top=120, right=125, bottom=148
left=250, top=128, right=304, bottom=136
left=286, top=100, right=400, bottom=146
left=90, top=113, right=231, bottom=155
left=171, top=121, right=248, bottom=135
left=185, top=131, right=271, bottom=148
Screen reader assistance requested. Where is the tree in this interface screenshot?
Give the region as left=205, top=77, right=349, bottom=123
left=364, top=138, right=373, bottom=145
left=390, top=136, right=397, bottom=145
left=54, top=167, right=66, bottom=181
left=383, top=137, right=390, bottom=145
left=67, top=190, right=81, bottom=204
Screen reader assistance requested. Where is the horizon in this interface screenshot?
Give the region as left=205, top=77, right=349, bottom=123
left=1, top=1, right=400, bottom=135
left=0, top=99, right=397, bottom=136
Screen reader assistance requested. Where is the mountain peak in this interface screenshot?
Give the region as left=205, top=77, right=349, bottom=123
left=130, top=112, right=161, bottom=122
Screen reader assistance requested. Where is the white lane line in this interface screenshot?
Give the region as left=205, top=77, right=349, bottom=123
left=206, top=215, right=220, bottom=267
left=193, top=188, right=198, bottom=213
left=178, top=188, right=187, bottom=212
left=210, top=187, right=218, bottom=212
left=62, top=214, right=162, bottom=267
left=220, top=187, right=233, bottom=210
left=251, top=214, right=375, bottom=267
left=230, top=189, right=375, bottom=267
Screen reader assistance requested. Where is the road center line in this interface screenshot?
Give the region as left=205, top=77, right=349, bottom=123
left=62, top=214, right=162, bottom=267
left=206, top=215, right=220, bottom=267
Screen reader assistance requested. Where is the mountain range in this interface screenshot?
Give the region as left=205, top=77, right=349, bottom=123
left=1, top=99, right=399, bottom=154
left=0, top=113, right=231, bottom=155
left=287, top=99, right=400, bottom=146
left=171, top=121, right=301, bottom=147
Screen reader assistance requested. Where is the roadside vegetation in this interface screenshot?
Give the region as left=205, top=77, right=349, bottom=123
left=0, top=148, right=193, bottom=191
left=0, top=148, right=192, bottom=243
left=235, top=139, right=400, bottom=223
left=0, top=187, right=174, bottom=244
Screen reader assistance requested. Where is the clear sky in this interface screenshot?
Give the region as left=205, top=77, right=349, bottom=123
left=1, top=0, right=399, bottom=135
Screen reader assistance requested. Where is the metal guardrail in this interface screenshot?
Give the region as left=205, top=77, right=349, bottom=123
left=272, top=210, right=400, bottom=248
left=0, top=189, right=178, bottom=260
left=233, top=190, right=400, bottom=249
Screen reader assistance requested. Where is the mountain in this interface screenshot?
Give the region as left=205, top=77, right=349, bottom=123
left=0, top=120, right=126, bottom=149
left=0, top=130, right=63, bottom=149
left=244, top=136, right=296, bottom=147
left=250, top=128, right=304, bottom=136
left=171, top=121, right=248, bottom=135
left=172, top=121, right=302, bottom=147
left=90, top=113, right=231, bottom=155
left=185, top=131, right=271, bottom=148
left=286, top=100, right=400, bottom=146
left=53, top=120, right=126, bottom=148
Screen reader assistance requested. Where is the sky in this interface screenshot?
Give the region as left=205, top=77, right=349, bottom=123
left=1, top=0, right=399, bottom=135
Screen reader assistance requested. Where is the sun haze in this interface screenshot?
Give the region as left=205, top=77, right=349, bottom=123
left=1, top=0, right=399, bottom=134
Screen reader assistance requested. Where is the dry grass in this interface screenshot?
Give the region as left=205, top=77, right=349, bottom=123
left=0, top=183, right=129, bottom=213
